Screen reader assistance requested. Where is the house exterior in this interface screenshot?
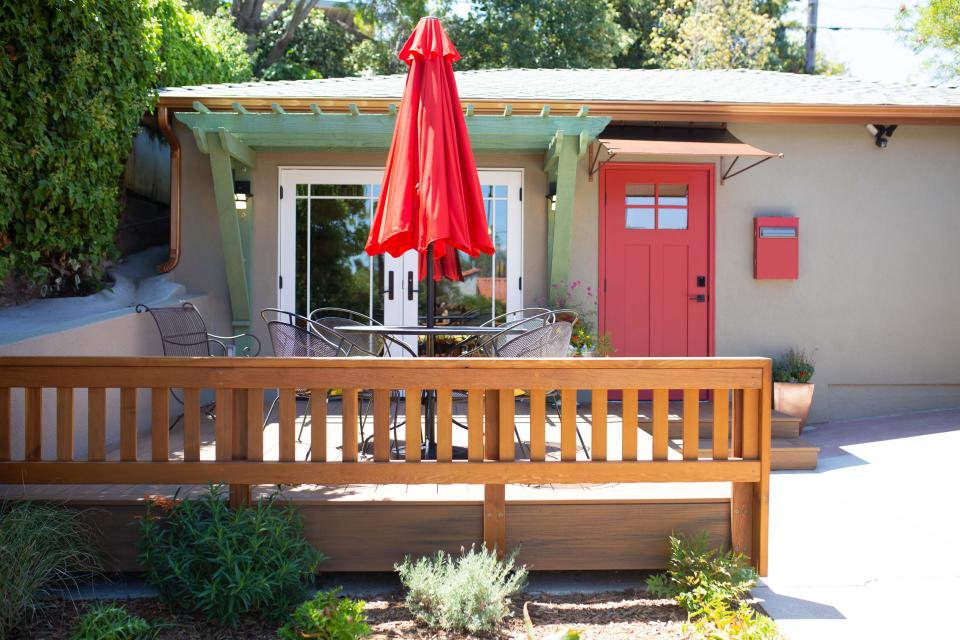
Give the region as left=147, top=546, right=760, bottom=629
left=155, top=68, right=960, bottom=424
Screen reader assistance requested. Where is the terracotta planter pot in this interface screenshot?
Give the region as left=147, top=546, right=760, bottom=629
left=773, top=382, right=815, bottom=427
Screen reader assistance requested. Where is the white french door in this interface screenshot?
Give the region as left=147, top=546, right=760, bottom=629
left=278, top=167, right=523, bottom=347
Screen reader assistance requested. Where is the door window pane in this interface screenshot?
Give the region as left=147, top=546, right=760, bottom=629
left=658, top=183, right=689, bottom=206
left=295, top=184, right=378, bottom=319
left=625, top=183, right=655, bottom=206
left=423, top=183, right=508, bottom=325
left=626, top=207, right=655, bottom=229
left=658, top=208, right=688, bottom=229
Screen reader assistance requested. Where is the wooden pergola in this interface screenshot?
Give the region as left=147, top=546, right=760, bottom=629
left=174, top=103, right=610, bottom=342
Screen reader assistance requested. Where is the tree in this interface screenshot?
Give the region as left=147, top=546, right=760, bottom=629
left=900, top=0, right=960, bottom=79
left=220, top=0, right=323, bottom=74
left=348, top=1, right=440, bottom=75
left=449, top=0, right=628, bottom=69
left=648, top=0, right=777, bottom=70
left=257, top=7, right=359, bottom=80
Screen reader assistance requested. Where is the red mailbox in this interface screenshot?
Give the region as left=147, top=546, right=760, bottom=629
left=754, top=216, right=799, bottom=280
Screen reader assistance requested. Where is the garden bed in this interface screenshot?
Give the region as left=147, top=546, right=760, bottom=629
left=14, top=591, right=687, bottom=639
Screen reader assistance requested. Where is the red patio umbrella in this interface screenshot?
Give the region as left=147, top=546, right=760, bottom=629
left=365, top=16, right=493, bottom=325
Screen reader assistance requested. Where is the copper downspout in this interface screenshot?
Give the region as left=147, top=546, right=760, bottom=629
left=156, top=106, right=181, bottom=273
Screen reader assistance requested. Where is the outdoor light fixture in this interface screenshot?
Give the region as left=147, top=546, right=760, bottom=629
left=234, top=179, right=252, bottom=210
left=866, top=124, right=897, bottom=148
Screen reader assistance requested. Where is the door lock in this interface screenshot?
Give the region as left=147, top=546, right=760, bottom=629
left=689, top=294, right=706, bottom=303
left=407, top=271, right=418, bottom=301
left=696, top=275, right=707, bottom=287
left=382, top=271, right=395, bottom=300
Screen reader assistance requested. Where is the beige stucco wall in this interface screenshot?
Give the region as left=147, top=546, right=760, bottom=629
left=176, top=121, right=960, bottom=423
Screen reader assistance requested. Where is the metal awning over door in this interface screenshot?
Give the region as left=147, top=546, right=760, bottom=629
left=589, top=125, right=782, bottom=183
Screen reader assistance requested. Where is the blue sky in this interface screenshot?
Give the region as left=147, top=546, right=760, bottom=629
left=788, top=0, right=943, bottom=83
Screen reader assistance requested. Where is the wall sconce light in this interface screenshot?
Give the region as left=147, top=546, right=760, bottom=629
left=234, top=179, right=252, bottom=210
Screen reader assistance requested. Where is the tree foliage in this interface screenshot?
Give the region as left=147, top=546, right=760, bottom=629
left=648, top=0, right=778, bottom=70
left=257, top=6, right=359, bottom=80
left=449, top=0, right=628, bottom=70
left=0, top=0, right=250, bottom=299
left=900, top=0, right=960, bottom=79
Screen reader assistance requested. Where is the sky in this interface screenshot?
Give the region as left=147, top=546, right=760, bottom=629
left=788, top=0, right=945, bottom=84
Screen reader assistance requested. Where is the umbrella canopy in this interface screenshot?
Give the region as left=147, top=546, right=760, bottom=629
left=365, top=17, right=494, bottom=283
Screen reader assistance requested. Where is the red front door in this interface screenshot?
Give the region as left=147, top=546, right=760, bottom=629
left=600, top=164, right=713, bottom=360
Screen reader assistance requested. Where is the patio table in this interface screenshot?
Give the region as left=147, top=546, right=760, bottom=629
left=335, top=324, right=525, bottom=459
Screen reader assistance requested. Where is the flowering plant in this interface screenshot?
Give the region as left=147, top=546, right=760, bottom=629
left=570, top=325, right=594, bottom=356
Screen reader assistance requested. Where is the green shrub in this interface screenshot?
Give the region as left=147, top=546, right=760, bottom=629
left=684, top=598, right=782, bottom=640
left=647, top=533, right=757, bottom=612
left=277, top=588, right=370, bottom=640
left=0, top=502, right=102, bottom=636
left=138, top=487, right=325, bottom=626
left=71, top=603, right=156, bottom=640
left=0, top=0, right=250, bottom=300
left=396, top=546, right=527, bottom=634
left=772, top=347, right=815, bottom=383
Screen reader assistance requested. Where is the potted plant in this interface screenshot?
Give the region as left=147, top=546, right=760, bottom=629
left=570, top=325, right=595, bottom=357
left=772, top=348, right=816, bottom=427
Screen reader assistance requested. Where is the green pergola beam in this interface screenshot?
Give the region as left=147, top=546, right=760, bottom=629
left=547, top=132, right=581, bottom=297
left=205, top=132, right=252, bottom=339
left=176, top=112, right=610, bottom=153
left=217, top=127, right=257, bottom=169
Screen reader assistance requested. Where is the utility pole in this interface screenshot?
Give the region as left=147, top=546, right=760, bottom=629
left=805, top=0, right=819, bottom=74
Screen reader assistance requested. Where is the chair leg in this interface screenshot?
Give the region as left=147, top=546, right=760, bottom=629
left=262, top=392, right=280, bottom=430
left=514, top=424, right=528, bottom=459
left=576, top=426, right=590, bottom=460
left=297, top=396, right=312, bottom=443
left=553, top=393, right=589, bottom=458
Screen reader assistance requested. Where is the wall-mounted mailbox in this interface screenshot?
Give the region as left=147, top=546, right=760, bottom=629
left=754, top=216, right=799, bottom=279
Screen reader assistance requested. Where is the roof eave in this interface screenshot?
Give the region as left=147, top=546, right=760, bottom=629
left=155, top=95, right=960, bottom=124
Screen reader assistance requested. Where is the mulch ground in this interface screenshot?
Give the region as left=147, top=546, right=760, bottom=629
left=13, top=591, right=688, bottom=639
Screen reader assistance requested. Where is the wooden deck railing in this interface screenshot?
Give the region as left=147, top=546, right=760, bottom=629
left=0, top=356, right=771, bottom=575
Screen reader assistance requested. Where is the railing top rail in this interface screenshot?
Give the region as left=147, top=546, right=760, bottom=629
left=0, top=356, right=772, bottom=370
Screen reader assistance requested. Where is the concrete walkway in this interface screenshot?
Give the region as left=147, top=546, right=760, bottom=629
left=756, top=408, right=960, bottom=639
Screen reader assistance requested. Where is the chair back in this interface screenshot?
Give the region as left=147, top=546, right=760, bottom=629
left=310, top=310, right=384, bottom=356
left=261, top=309, right=341, bottom=359
left=495, top=321, right=574, bottom=358
left=136, top=303, right=213, bottom=357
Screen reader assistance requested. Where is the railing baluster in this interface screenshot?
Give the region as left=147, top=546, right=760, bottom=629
left=215, top=389, right=233, bottom=462
left=498, top=388, right=514, bottom=461
left=373, top=388, right=391, bottom=462
left=120, top=388, right=137, bottom=462
left=233, top=389, right=249, bottom=461
left=528, top=389, right=546, bottom=462
left=405, top=388, right=421, bottom=462
left=560, top=388, right=577, bottom=461
left=732, top=389, right=744, bottom=458
left=483, top=390, right=499, bottom=460
left=183, top=388, right=201, bottom=461
left=621, top=389, right=638, bottom=461
left=309, top=389, right=326, bottom=462
left=87, top=388, right=106, bottom=462
left=436, top=388, right=453, bottom=462
left=712, top=388, right=729, bottom=460
left=742, top=388, right=760, bottom=459
left=56, top=388, right=74, bottom=461
left=151, top=388, right=168, bottom=462
left=0, top=387, right=9, bottom=461
left=246, top=388, right=264, bottom=461
left=682, top=389, right=699, bottom=460
left=25, top=387, right=42, bottom=461
left=278, top=388, right=295, bottom=462
left=341, top=388, right=358, bottom=462
left=591, top=389, right=607, bottom=461
left=467, top=389, right=483, bottom=461
left=652, top=388, right=669, bottom=461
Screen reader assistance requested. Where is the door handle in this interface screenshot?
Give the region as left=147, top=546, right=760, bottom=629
left=383, top=271, right=394, bottom=300
left=407, top=271, right=418, bottom=301
left=689, top=294, right=706, bottom=302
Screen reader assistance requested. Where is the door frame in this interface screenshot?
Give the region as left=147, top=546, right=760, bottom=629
left=597, top=162, right=716, bottom=357
left=276, top=166, right=525, bottom=320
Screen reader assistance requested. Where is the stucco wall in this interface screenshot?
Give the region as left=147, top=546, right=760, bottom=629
left=175, top=121, right=960, bottom=423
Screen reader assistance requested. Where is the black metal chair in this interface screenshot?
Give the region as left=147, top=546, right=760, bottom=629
left=136, top=302, right=261, bottom=430
left=488, top=319, right=590, bottom=459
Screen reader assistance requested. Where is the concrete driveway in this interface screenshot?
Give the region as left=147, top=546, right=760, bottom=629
left=755, top=408, right=960, bottom=639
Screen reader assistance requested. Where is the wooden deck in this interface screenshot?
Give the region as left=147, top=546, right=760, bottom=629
left=0, top=356, right=773, bottom=574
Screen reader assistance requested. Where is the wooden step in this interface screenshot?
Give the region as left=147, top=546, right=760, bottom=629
left=634, top=401, right=801, bottom=439
left=687, top=437, right=819, bottom=471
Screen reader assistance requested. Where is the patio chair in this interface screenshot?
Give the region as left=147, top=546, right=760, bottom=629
left=309, top=307, right=417, bottom=455
left=136, top=302, right=261, bottom=430
left=493, top=320, right=590, bottom=459
left=261, top=309, right=411, bottom=459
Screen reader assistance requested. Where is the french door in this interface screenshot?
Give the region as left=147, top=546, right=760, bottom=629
left=278, top=168, right=523, bottom=346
